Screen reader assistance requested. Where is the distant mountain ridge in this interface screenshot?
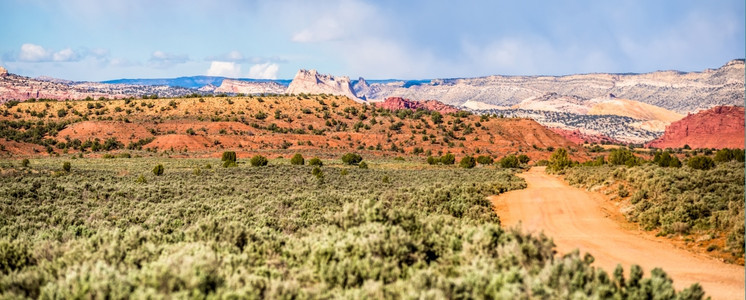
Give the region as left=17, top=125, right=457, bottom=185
left=102, top=76, right=292, bottom=89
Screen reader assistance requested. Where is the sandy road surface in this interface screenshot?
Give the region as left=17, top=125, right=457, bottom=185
left=491, top=167, right=744, bottom=300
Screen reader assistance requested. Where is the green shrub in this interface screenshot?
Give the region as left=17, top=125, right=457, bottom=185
left=617, top=185, right=629, bottom=198
left=340, top=169, right=349, bottom=175
left=250, top=155, right=268, bottom=167
left=221, top=151, right=237, bottom=163
left=311, top=166, right=322, bottom=177
left=653, top=151, right=681, bottom=168
left=426, top=156, right=438, bottom=165
left=499, top=155, right=519, bottom=168
left=290, top=153, right=305, bottom=165
left=476, top=155, right=493, bottom=165
left=341, top=153, right=363, bottom=165
left=152, top=164, right=164, bottom=176
left=308, top=157, right=323, bottom=166
left=687, top=156, right=715, bottom=170
left=21, top=159, right=29, bottom=168
left=222, top=160, right=237, bottom=168
left=135, top=174, right=147, bottom=184
left=358, top=161, right=368, bottom=169
left=440, top=153, right=455, bottom=165
left=609, top=148, right=639, bottom=166
left=459, top=156, right=476, bottom=169
left=517, top=154, right=530, bottom=164
left=62, top=162, right=71, bottom=172
left=548, top=148, right=572, bottom=172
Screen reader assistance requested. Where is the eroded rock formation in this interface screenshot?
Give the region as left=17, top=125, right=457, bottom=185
left=286, top=69, right=360, bottom=101
left=646, top=106, right=745, bottom=149
left=374, top=97, right=459, bottom=114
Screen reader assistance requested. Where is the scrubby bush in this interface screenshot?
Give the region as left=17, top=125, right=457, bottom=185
left=686, top=156, right=715, bottom=170
left=152, top=164, right=164, bottom=176
left=517, top=154, right=530, bottom=164
left=548, top=148, right=572, bottom=172
left=221, top=151, right=237, bottom=163
left=476, top=155, right=493, bottom=165
left=609, top=148, right=640, bottom=167
left=499, top=155, right=519, bottom=168
left=426, top=156, right=438, bottom=165
left=0, top=158, right=701, bottom=298
left=21, top=159, right=29, bottom=168
left=714, top=148, right=745, bottom=163
left=341, top=153, right=363, bottom=165
left=358, top=161, right=368, bottom=169
left=653, top=151, right=681, bottom=168
left=564, top=162, right=745, bottom=257
left=440, top=153, right=455, bottom=165
left=308, top=157, right=323, bottom=166
left=62, top=162, right=71, bottom=172
left=290, top=153, right=305, bottom=165
left=250, top=155, right=269, bottom=167
left=459, top=156, right=476, bottom=168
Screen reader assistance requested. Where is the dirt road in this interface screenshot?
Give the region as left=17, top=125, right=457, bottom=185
left=491, top=167, right=744, bottom=300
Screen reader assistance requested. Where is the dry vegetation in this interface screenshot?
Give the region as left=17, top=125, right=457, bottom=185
left=0, top=157, right=706, bottom=298
left=0, top=95, right=580, bottom=161
left=562, top=160, right=745, bottom=264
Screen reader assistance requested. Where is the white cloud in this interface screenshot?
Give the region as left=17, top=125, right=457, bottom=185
left=206, top=61, right=242, bottom=77
left=16, top=44, right=84, bottom=62
left=52, top=48, right=79, bottom=62
left=148, top=51, right=188, bottom=68
left=19, top=44, right=51, bottom=62
left=289, top=0, right=380, bottom=43
left=248, top=63, right=279, bottom=79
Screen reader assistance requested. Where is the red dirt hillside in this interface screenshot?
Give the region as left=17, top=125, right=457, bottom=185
left=646, top=106, right=745, bottom=149
left=374, top=97, right=459, bottom=114
left=549, top=128, right=620, bottom=145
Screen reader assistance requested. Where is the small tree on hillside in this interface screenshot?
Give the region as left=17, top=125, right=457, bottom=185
left=290, top=153, right=305, bottom=165
left=499, top=155, right=519, bottom=168
left=548, top=148, right=572, bottom=172
left=459, top=156, right=476, bottom=169
left=250, top=155, right=268, bottom=167
left=440, top=153, right=455, bottom=165
left=341, top=153, right=363, bottom=165
left=153, top=164, right=164, bottom=176
left=687, top=156, right=715, bottom=170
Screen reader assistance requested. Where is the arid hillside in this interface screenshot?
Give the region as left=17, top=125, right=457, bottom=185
left=646, top=106, right=745, bottom=149
left=0, top=94, right=583, bottom=160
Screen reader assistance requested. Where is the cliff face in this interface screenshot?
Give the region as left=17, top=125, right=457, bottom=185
left=285, top=69, right=360, bottom=101
left=374, top=97, right=459, bottom=114
left=214, top=79, right=285, bottom=94
left=358, top=59, right=745, bottom=114
left=0, top=66, right=8, bottom=77
left=646, top=106, right=744, bottom=149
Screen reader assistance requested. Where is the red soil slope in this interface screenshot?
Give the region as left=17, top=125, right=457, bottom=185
left=646, top=106, right=744, bottom=149
left=374, top=97, right=459, bottom=114
left=549, top=128, right=621, bottom=145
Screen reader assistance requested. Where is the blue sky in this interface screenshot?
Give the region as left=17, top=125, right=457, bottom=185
left=0, top=0, right=743, bottom=81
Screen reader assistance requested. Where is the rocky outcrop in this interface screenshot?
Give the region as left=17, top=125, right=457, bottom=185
left=352, top=77, right=370, bottom=100
left=374, top=97, right=459, bottom=114
left=646, top=106, right=744, bottom=149
left=359, top=59, right=745, bottom=114
left=286, top=69, right=360, bottom=101
left=549, top=128, right=621, bottom=145
left=0, top=66, right=8, bottom=77
left=0, top=72, right=196, bottom=102
left=214, top=79, right=285, bottom=94
left=197, top=84, right=217, bottom=93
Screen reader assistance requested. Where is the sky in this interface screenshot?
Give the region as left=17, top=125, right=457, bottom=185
left=0, top=0, right=743, bottom=81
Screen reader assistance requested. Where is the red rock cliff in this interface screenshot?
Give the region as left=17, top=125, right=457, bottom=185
left=374, top=97, right=459, bottom=114
left=646, top=106, right=744, bottom=149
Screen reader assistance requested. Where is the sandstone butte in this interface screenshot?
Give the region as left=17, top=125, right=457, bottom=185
left=646, top=106, right=745, bottom=149
left=285, top=69, right=360, bottom=102
left=373, top=97, right=460, bottom=114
